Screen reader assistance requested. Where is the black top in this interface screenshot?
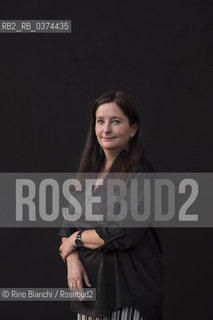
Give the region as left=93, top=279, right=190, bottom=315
left=59, top=152, right=164, bottom=320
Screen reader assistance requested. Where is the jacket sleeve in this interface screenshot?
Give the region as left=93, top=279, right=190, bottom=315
left=95, top=227, right=147, bottom=253
left=58, top=218, right=77, bottom=238
left=58, top=226, right=77, bottom=238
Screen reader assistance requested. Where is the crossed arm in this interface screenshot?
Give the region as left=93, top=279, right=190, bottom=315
left=59, top=230, right=105, bottom=261
left=59, top=230, right=104, bottom=289
left=59, top=227, right=145, bottom=289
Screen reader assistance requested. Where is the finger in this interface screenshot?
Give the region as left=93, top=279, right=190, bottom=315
left=68, top=279, right=72, bottom=290
left=61, top=250, right=68, bottom=262
left=68, top=280, right=72, bottom=290
left=61, top=249, right=71, bottom=261
left=76, top=279, right=84, bottom=301
left=68, top=280, right=77, bottom=290
left=83, top=271, right=91, bottom=287
left=61, top=253, right=66, bottom=263
left=63, top=252, right=69, bottom=262
left=76, top=278, right=83, bottom=289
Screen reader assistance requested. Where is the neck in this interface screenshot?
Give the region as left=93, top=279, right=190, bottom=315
left=103, top=149, right=123, bottom=171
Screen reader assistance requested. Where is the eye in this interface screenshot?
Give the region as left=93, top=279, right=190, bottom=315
left=112, top=119, right=121, bottom=124
left=97, top=119, right=104, bottom=124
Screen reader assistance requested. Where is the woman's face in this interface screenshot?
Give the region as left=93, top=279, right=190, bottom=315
left=95, top=102, right=137, bottom=154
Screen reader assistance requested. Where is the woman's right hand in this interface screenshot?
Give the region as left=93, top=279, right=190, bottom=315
left=66, top=250, right=91, bottom=289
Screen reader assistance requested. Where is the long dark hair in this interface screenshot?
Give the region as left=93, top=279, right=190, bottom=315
left=78, top=90, right=144, bottom=173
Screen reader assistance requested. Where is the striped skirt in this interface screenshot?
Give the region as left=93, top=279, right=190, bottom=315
left=77, top=307, right=143, bottom=320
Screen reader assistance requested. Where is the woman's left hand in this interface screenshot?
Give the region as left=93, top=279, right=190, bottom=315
left=59, top=232, right=78, bottom=262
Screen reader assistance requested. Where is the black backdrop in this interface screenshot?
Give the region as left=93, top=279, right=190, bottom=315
left=0, top=1, right=212, bottom=320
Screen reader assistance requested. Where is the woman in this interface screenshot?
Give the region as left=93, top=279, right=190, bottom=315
left=59, top=91, right=163, bottom=320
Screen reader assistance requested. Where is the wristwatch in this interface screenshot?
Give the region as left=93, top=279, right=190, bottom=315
left=75, top=231, right=84, bottom=247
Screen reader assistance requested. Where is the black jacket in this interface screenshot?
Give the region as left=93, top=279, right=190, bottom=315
left=59, top=152, right=164, bottom=320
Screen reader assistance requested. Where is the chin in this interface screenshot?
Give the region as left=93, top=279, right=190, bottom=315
left=102, top=146, right=121, bottom=152
left=102, top=146, right=115, bottom=151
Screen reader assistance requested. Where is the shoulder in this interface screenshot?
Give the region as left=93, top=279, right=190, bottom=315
left=134, top=155, right=155, bottom=173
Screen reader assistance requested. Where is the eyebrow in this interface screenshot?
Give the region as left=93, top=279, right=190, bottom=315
left=96, top=116, right=122, bottom=120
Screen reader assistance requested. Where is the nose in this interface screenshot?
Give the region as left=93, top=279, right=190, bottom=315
left=103, top=121, right=112, bottom=134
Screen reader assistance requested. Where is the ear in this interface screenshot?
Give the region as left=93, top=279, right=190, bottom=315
left=130, top=122, right=138, bottom=138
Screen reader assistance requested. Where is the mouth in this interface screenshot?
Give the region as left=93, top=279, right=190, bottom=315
left=102, top=137, right=114, bottom=141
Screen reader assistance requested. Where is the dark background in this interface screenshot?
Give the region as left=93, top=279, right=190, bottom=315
left=0, top=1, right=212, bottom=319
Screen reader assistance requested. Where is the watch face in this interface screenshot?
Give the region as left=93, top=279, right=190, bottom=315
left=75, top=239, right=83, bottom=247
